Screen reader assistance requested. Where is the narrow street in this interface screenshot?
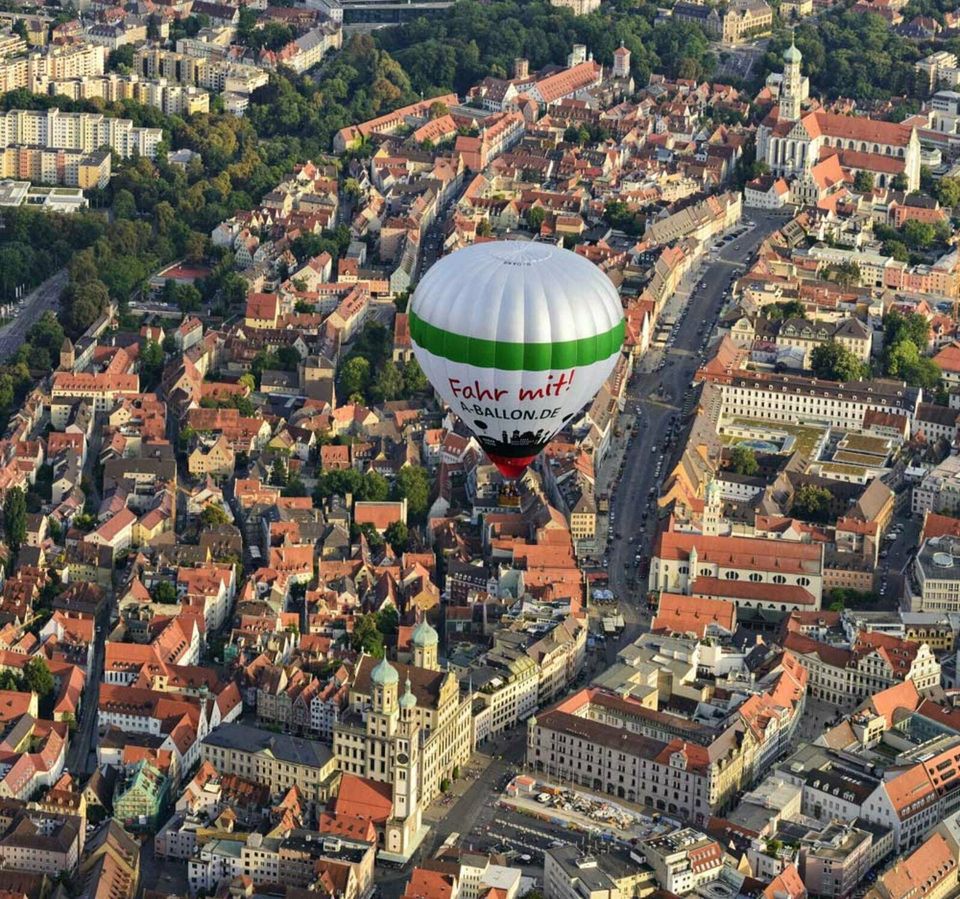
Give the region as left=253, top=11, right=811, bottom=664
left=65, top=417, right=109, bottom=778
left=65, top=610, right=107, bottom=776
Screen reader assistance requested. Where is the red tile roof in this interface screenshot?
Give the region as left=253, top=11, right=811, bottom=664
left=655, top=529, right=822, bottom=575
left=653, top=594, right=736, bottom=637
left=333, top=774, right=393, bottom=824
left=934, top=342, right=960, bottom=373
left=693, top=576, right=817, bottom=606
left=535, top=61, right=602, bottom=104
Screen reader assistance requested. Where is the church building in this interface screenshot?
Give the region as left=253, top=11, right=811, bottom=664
left=757, top=42, right=921, bottom=198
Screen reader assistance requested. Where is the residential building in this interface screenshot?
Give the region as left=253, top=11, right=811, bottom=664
left=866, top=831, right=958, bottom=899
left=134, top=48, right=269, bottom=97
left=549, top=0, right=601, bottom=14
left=200, top=723, right=340, bottom=802
left=0, top=108, right=162, bottom=159
left=189, top=830, right=374, bottom=895
left=913, top=456, right=960, bottom=516
left=640, top=829, right=724, bottom=894
left=799, top=819, right=892, bottom=899
left=0, top=811, right=81, bottom=875
left=782, top=631, right=940, bottom=708
left=544, top=845, right=652, bottom=899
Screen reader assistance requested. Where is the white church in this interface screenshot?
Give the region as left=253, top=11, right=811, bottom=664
left=757, top=41, right=921, bottom=201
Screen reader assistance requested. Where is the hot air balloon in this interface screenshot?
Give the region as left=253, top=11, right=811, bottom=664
left=409, top=241, right=625, bottom=479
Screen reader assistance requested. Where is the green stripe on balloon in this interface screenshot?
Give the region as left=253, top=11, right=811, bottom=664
left=409, top=310, right=625, bottom=371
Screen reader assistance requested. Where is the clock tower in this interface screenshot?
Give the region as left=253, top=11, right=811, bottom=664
left=385, top=675, right=423, bottom=857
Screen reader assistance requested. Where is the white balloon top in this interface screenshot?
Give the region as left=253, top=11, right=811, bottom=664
left=410, top=240, right=624, bottom=357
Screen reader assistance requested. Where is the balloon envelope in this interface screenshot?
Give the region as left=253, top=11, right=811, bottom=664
left=409, top=240, right=625, bottom=478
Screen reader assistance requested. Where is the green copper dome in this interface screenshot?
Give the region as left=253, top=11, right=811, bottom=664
left=399, top=676, right=417, bottom=709
left=411, top=619, right=439, bottom=647
left=371, top=657, right=399, bottom=686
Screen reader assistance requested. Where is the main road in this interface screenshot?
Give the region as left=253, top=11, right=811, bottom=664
left=0, top=270, right=68, bottom=361
left=598, top=209, right=787, bottom=654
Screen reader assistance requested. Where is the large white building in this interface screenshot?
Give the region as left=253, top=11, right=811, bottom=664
left=470, top=648, right=539, bottom=745
left=782, top=630, right=941, bottom=708
left=758, top=42, right=921, bottom=191
left=913, top=455, right=960, bottom=516
left=912, top=536, right=960, bottom=611
left=701, top=367, right=921, bottom=433
left=0, top=107, right=163, bottom=159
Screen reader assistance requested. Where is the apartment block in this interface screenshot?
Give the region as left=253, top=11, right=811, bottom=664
left=0, top=145, right=111, bottom=188
left=0, top=44, right=108, bottom=93
left=45, top=74, right=209, bottom=116
left=0, top=108, right=162, bottom=159
left=134, top=47, right=268, bottom=96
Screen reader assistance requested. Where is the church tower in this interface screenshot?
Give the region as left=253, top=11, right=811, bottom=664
left=779, top=39, right=803, bottom=122
left=703, top=478, right=722, bottom=537
left=59, top=337, right=75, bottom=372
left=411, top=619, right=439, bottom=671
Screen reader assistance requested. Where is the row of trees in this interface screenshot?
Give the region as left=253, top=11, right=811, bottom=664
left=762, top=10, right=923, bottom=101
left=314, top=465, right=432, bottom=523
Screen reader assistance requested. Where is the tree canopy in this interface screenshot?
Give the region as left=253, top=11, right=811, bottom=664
left=791, top=484, right=833, bottom=523
left=352, top=612, right=385, bottom=658
left=730, top=445, right=759, bottom=476
left=882, top=311, right=939, bottom=388
left=810, top=341, right=869, bottom=382
left=3, top=487, right=26, bottom=556
left=393, top=466, right=432, bottom=523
